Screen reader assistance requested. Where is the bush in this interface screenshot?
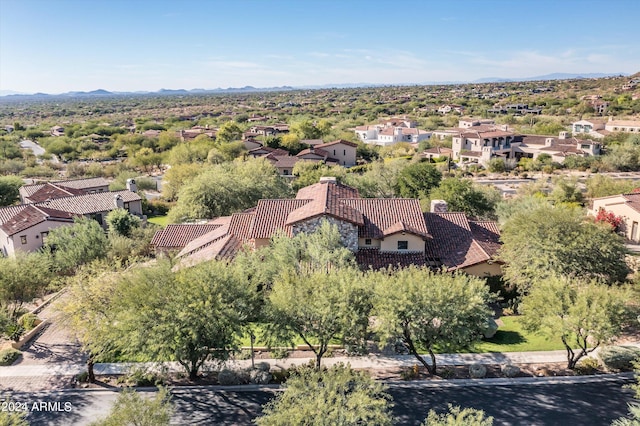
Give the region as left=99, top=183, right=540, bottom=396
left=401, top=364, right=421, bottom=380
left=271, top=369, right=291, bottom=384
left=469, top=364, right=487, bottom=378
left=249, top=369, right=272, bottom=385
left=255, top=362, right=271, bottom=372
left=4, top=321, right=25, bottom=342
left=0, top=348, right=21, bottom=366
left=217, top=368, right=247, bottom=386
left=575, top=357, right=600, bottom=375
left=501, top=364, right=520, bottom=378
left=437, top=367, right=455, bottom=379
left=18, top=313, right=38, bottom=331
left=125, top=366, right=165, bottom=387
left=599, top=346, right=640, bottom=371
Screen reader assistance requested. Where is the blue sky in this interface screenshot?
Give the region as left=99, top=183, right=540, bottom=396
left=1, top=0, right=639, bottom=93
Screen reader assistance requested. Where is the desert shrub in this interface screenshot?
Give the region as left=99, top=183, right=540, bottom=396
left=401, top=364, right=421, bottom=381
left=501, top=364, right=520, bottom=378
left=599, top=346, right=640, bottom=371
left=437, top=367, right=455, bottom=379
left=574, top=357, right=601, bottom=375
left=235, top=349, right=252, bottom=360
left=76, top=371, right=89, bottom=383
left=4, top=321, right=25, bottom=342
left=18, top=313, right=38, bottom=330
left=250, top=369, right=272, bottom=385
left=255, top=362, right=271, bottom=372
left=0, top=348, right=21, bottom=366
left=125, top=366, right=165, bottom=387
left=217, top=368, right=246, bottom=386
left=469, top=364, right=487, bottom=378
left=148, top=199, right=172, bottom=215
left=271, top=369, right=291, bottom=384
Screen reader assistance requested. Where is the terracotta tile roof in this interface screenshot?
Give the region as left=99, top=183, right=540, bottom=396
left=0, top=205, right=75, bottom=236
left=287, top=181, right=364, bottom=226
left=356, top=248, right=426, bottom=270
left=250, top=199, right=311, bottom=239
left=273, top=156, right=300, bottom=168
left=621, top=193, right=640, bottom=214
left=341, top=198, right=428, bottom=239
left=297, top=147, right=330, bottom=158
left=469, top=221, right=501, bottom=259
left=227, top=212, right=255, bottom=243
left=0, top=205, right=29, bottom=224
left=176, top=234, right=242, bottom=269
left=35, top=190, right=141, bottom=215
left=19, top=177, right=109, bottom=199
left=382, top=221, right=430, bottom=238
left=424, top=212, right=501, bottom=270
left=421, top=146, right=453, bottom=155
left=151, top=224, right=223, bottom=249
left=177, top=223, right=231, bottom=257
left=25, top=183, right=82, bottom=203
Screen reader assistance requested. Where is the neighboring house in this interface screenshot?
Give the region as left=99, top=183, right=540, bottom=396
left=19, top=177, right=110, bottom=203
left=420, top=146, right=453, bottom=161
left=249, top=124, right=289, bottom=137
left=571, top=119, right=608, bottom=139
left=437, top=104, right=465, bottom=114
left=0, top=179, right=142, bottom=257
left=354, top=118, right=430, bottom=147
left=605, top=119, right=640, bottom=134
left=309, top=140, right=357, bottom=167
left=452, top=126, right=601, bottom=166
left=590, top=193, right=640, bottom=242
left=169, top=177, right=502, bottom=277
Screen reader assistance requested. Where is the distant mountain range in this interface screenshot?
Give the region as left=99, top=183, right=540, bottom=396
left=0, top=72, right=630, bottom=98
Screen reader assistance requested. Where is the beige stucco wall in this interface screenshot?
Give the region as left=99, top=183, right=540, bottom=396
left=591, top=197, right=640, bottom=241
left=462, top=262, right=503, bottom=277
left=325, top=143, right=356, bottom=167
left=1, top=220, right=72, bottom=257
left=380, top=233, right=424, bottom=252
left=358, top=237, right=381, bottom=249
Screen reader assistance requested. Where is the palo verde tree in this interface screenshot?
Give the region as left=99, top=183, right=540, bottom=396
left=395, top=161, right=442, bottom=199
left=373, top=267, right=494, bottom=375
left=520, top=275, right=631, bottom=369
left=422, top=405, right=494, bottom=426
left=44, top=217, right=109, bottom=275
left=255, top=364, right=393, bottom=426
left=90, top=387, right=173, bottom=426
left=112, top=260, right=255, bottom=380
left=266, top=267, right=372, bottom=369
left=498, top=201, right=629, bottom=294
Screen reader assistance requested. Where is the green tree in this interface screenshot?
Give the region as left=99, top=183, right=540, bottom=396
left=267, top=267, right=372, bottom=369
left=430, top=178, right=498, bottom=219
left=291, top=161, right=347, bottom=191
left=586, top=175, right=637, bottom=199
left=90, top=387, right=173, bottom=426
left=0, top=398, right=29, bottom=425
left=548, top=176, right=584, bottom=205
left=0, top=252, right=51, bottom=320
left=0, top=175, right=23, bottom=206
left=216, top=121, right=243, bottom=143
left=520, top=275, right=630, bottom=369
left=168, top=159, right=291, bottom=222
left=255, top=364, right=393, bottom=426
left=396, top=162, right=442, bottom=198
left=45, top=217, right=108, bottom=274
left=423, top=404, right=493, bottom=426
left=61, top=261, right=122, bottom=382
left=113, top=261, right=254, bottom=380
left=373, top=267, right=493, bottom=374
left=498, top=202, right=629, bottom=292
left=105, top=208, right=141, bottom=237
left=162, top=162, right=206, bottom=201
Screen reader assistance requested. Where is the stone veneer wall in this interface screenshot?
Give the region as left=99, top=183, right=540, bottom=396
left=292, top=216, right=358, bottom=251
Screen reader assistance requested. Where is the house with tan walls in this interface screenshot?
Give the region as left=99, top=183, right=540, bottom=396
left=163, top=177, right=503, bottom=277
left=590, top=193, right=640, bottom=242
left=0, top=178, right=143, bottom=257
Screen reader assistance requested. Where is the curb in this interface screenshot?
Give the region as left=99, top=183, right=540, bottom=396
left=31, top=289, right=65, bottom=315
left=4, top=372, right=634, bottom=395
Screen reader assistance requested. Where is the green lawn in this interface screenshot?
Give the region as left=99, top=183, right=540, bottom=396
left=472, top=316, right=565, bottom=353
left=147, top=215, right=170, bottom=227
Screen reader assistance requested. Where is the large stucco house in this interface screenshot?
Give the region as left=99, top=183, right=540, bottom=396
left=450, top=120, right=601, bottom=166
left=355, top=118, right=431, bottom=147
left=154, top=177, right=502, bottom=277
left=590, top=193, right=640, bottom=242
left=0, top=178, right=143, bottom=257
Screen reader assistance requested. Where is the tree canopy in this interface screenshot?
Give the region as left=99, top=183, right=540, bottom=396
left=373, top=267, right=494, bottom=374
left=498, top=202, right=629, bottom=292
left=256, top=364, right=393, bottom=426
left=396, top=162, right=442, bottom=199
left=429, top=178, right=499, bottom=219
left=0, top=175, right=23, bottom=206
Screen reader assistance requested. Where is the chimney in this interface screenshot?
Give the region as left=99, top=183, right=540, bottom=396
left=114, top=194, right=124, bottom=209
left=430, top=199, right=448, bottom=213
left=559, top=131, right=568, bottom=140
left=545, top=137, right=555, bottom=147
left=126, top=178, right=137, bottom=192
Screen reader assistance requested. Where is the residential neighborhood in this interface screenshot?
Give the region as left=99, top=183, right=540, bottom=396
left=1, top=0, right=640, bottom=424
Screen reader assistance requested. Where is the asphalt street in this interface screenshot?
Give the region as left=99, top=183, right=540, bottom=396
left=5, top=375, right=634, bottom=426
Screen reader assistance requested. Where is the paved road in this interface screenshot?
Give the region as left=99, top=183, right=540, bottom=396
left=19, top=139, right=59, bottom=163
left=5, top=375, right=634, bottom=426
